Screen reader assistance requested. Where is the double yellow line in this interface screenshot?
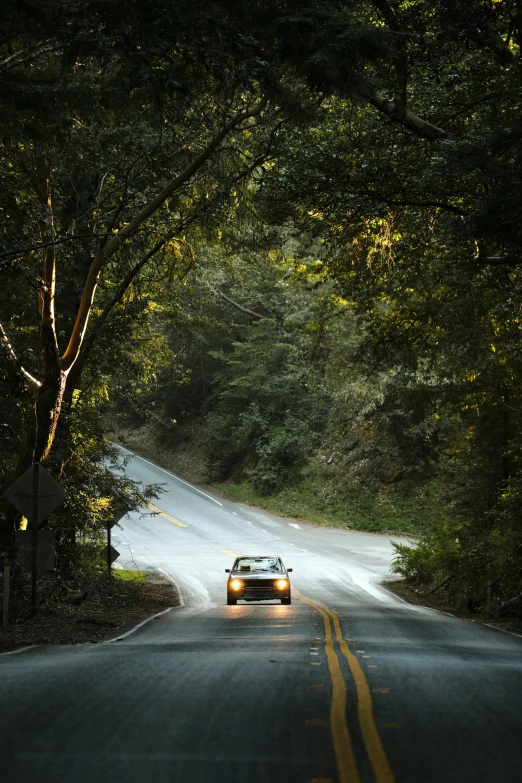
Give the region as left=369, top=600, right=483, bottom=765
left=294, top=589, right=394, bottom=783
left=219, top=552, right=393, bottom=781
left=146, top=502, right=187, bottom=528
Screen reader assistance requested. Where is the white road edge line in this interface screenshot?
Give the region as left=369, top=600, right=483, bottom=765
left=484, top=623, right=522, bottom=640
left=105, top=606, right=175, bottom=643
left=4, top=570, right=187, bottom=651
left=378, top=584, right=413, bottom=606
left=105, top=569, right=185, bottom=642
left=0, top=644, right=39, bottom=657
left=115, top=444, right=223, bottom=506
left=382, top=584, right=522, bottom=639
left=157, top=568, right=185, bottom=607
left=380, top=583, right=467, bottom=613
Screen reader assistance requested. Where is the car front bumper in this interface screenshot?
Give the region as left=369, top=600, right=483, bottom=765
left=227, top=587, right=291, bottom=602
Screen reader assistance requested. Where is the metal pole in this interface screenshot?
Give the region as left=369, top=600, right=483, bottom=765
left=107, top=523, right=112, bottom=580
left=2, top=566, right=10, bottom=634
left=31, top=463, right=40, bottom=610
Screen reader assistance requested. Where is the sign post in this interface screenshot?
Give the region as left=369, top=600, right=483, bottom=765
left=107, top=520, right=114, bottom=580
left=100, top=500, right=130, bottom=577
left=101, top=538, right=120, bottom=578
left=31, top=464, right=39, bottom=609
left=3, top=463, right=66, bottom=610
left=2, top=565, right=10, bottom=634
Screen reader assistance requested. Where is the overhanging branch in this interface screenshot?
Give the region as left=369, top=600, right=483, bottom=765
left=0, top=234, right=110, bottom=261
left=473, top=255, right=522, bottom=267
left=60, top=95, right=270, bottom=373
left=364, top=89, right=449, bottom=141
left=362, top=189, right=466, bottom=216
left=219, top=292, right=265, bottom=320
left=0, top=321, right=41, bottom=390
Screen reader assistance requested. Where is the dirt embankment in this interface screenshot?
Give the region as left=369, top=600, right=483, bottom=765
left=384, top=580, right=522, bottom=637
left=111, top=422, right=208, bottom=485
left=0, top=571, right=179, bottom=651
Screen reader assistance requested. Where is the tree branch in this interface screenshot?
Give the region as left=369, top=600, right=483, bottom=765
left=473, top=255, right=522, bottom=267
left=66, top=239, right=171, bottom=387
left=218, top=292, right=265, bottom=320
left=361, top=1, right=518, bottom=142
left=0, top=321, right=41, bottom=390
left=0, top=233, right=110, bottom=261
left=364, top=89, right=449, bottom=141
left=74, top=146, right=275, bottom=379
left=102, top=95, right=270, bottom=258
left=438, top=91, right=513, bottom=124
left=60, top=95, right=270, bottom=373
left=34, top=154, right=61, bottom=370
left=362, top=190, right=466, bottom=216
left=1, top=41, right=63, bottom=70
left=454, top=3, right=517, bottom=65
left=427, top=574, right=454, bottom=594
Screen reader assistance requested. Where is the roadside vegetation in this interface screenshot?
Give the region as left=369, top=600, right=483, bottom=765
left=0, top=569, right=179, bottom=648
left=2, top=0, right=522, bottom=623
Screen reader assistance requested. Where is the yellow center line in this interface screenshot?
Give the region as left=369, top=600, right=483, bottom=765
left=294, top=589, right=360, bottom=783
left=146, top=502, right=187, bottom=528
left=329, top=609, right=395, bottom=783
left=223, top=549, right=238, bottom=557
left=295, top=589, right=395, bottom=783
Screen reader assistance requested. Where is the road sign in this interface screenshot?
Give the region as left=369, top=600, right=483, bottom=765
left=15, top=531, right=56, bottom=572
left=108, top=500, right=132, bottom=529
left=3, top=464, right=65, bottom=524
left=101, top=545, right=120, bottom=565
left=3, top=463, right=65, bottom=610
left=104, top=500, right=128, bottom=579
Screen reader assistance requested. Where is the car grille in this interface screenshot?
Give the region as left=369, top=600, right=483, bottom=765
left=245, top=579, right=276, bottom=588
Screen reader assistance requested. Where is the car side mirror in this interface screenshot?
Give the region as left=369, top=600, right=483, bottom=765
left=225, top=569, right=230, bottom=573
left=287, top=568, right=293, bottom=572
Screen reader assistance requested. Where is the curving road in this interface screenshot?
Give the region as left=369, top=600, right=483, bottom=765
left=2, top=447, right=522, bottom=782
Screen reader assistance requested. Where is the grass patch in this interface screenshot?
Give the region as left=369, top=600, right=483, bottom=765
left=114, top=568, right=146, bottom=583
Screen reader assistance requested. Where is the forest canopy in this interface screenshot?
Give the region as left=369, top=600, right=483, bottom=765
left=2, top=0, right=522, bottom=608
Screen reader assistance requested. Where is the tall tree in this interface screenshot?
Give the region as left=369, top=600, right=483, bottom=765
left=0, top=0, right=291, bottom=542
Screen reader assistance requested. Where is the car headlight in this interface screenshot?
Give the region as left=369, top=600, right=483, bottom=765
left=230, top=579, right=243, bottom=591
left=275, top=579, right=288, bottom=589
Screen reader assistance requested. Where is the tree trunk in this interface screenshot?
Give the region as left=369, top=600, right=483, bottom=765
left=0, top=364, right=67, bottom=545
left=0, top=97, right=270, bottom=548
left=0, top=154, right=64, bottom=545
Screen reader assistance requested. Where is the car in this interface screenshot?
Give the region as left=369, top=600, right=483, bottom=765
left=225, top=555, right=292, bottom=605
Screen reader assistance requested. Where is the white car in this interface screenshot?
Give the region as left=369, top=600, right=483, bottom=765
left=225, top=555, right=292, bottom=605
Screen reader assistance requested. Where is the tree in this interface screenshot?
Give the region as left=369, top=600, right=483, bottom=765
left=253, top=0, right=522, bottom=597
left=0, top=0, right=295, bottom=543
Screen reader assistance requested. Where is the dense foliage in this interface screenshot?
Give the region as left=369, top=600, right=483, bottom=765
left=3, top=0, right=522, bottom=608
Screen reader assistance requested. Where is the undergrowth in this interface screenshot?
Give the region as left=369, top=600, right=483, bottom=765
left=213, top=464, right=447, bottom=535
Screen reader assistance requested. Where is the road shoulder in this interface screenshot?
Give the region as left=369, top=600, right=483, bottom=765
left=384, top=579, right=522, bottom=636
left=0, top=570, right=179, bottom=651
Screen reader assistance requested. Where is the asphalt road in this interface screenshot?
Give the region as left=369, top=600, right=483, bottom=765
left=2, top=447, right=522, bottom=783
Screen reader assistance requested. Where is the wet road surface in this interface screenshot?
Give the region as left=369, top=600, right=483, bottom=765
left=2, top=447, right=522, bottom=783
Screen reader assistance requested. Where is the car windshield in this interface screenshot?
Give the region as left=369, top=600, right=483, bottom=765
left=233, top=557, right=283, bottom=573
